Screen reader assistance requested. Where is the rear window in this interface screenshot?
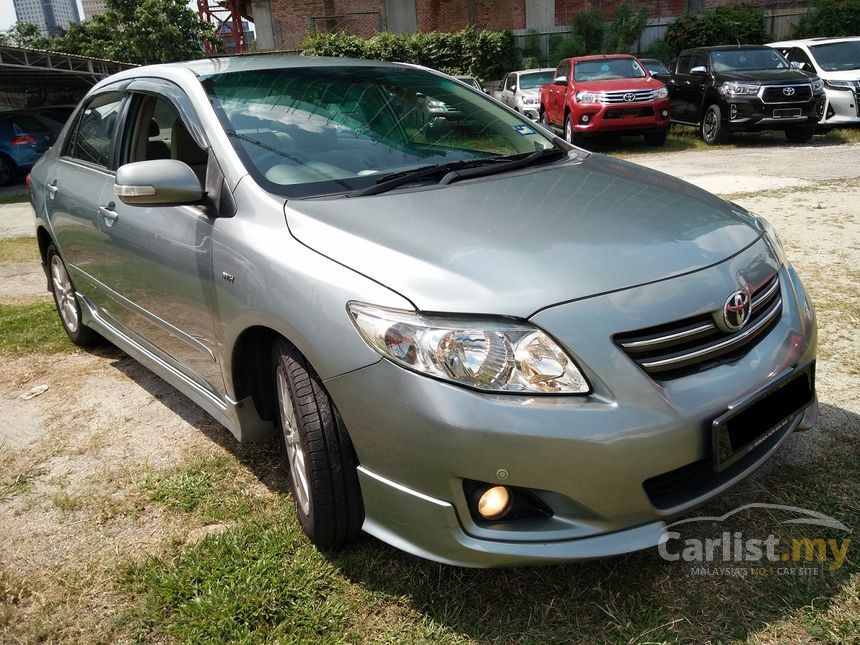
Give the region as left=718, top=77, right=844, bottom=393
left=9, top=115, right=51, bottom=133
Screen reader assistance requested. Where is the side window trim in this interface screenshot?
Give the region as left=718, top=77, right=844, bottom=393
left=125, top=78, right=209, bottom=151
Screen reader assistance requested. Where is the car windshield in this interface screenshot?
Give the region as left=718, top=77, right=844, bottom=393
left=519, top=71, right=554, bottom=89
left=710, top=48, right=790, bottom=72
left=810, top=41, right=860, bottom=71
left=573, top=58, right=646, bottom=82
left=202, top=65, right=557, bottom=198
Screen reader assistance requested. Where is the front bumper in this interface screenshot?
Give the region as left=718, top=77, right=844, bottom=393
left=325, top=242, right=817, bottom=567
left=725, top=94, right=824, bottom=131
left=572, top=98, right=670, bottom=134
left=820, top=87, right=859, bottom=125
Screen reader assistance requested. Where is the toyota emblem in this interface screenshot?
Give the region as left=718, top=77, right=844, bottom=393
left=783, top=87, right=796, bottom=96
left=623, top=92, right=636, bottom=102
left=723, top=289, right=752, bottom=331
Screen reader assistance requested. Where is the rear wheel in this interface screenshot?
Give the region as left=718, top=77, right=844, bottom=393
left=644, top=129, right=668, bottom=147
left=47, top=244, right=100, bottom=347
left=701, top=104, right=728, bottom=145
left=272, top=339, right=363, bottom=547
left=785, top=124, right=816, bottom=143
left=0, top=156, right=14, bottom=186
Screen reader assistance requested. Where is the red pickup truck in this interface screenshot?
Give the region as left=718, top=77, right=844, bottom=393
left=539, top=54, right=671, bottom=146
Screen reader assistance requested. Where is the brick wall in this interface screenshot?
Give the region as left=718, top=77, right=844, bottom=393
left=556, top=0, right=688, bottom=22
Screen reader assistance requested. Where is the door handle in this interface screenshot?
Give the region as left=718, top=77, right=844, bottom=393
left=99, top=202, right=119, bottom=224
left=46, top=180, right=58, bottom=198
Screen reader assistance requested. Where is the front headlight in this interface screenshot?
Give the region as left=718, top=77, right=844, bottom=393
left=824, top=79, right=852, bottom=91
left=575, top=91, right=600, bottom=104
left=718, top=82, right=760, bottom=97
left=654, top=86, right=669, bottom=99
left=348, top=303, right=590, bottom=394
left=755, top=215, right=787, bottom=267
left=811, top=78, right=824, bottom=91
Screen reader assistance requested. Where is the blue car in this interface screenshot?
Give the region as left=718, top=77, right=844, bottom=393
left=0, top=111, right=61, bottom=185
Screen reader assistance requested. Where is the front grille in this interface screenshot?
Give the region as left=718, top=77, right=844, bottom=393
left=600, top=89, right=654, bottom=103
left=615, top=273, right=782, bottom=379
left=761, top=85, right=812, bottom=103
left=604, top=107, right=654, bottom=119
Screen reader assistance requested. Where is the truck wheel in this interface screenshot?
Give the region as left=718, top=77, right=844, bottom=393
left=272, top=339, right=364, bottom=548
left=701, top=104, right=728, bottom=145
left=644, top=129, right=668, bottom=147
left=785, top=124, right=816, bottom=144
left=539, top=108, right=548, bottom=126
left=564, top=114, right=585, bottom=146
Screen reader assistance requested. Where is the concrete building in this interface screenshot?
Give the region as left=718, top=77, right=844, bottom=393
left=12, top=0, right=82, bottom=35
left=80, top=0, right=109, bottom=19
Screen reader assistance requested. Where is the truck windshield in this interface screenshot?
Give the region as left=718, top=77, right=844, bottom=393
left=519, top=71, right=554, bottom=89
left=710, top=48, right=790, bottom=72
left=810, top=41, right=860, bottom=71
left=573, top=59, right=646, bottom=82
left=202, top=65, right=558, bottom=198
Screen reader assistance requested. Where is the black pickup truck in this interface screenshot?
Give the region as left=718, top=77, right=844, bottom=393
left=667, top=45, right=825, bottom=144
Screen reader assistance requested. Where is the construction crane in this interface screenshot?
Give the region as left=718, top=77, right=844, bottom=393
left=197, top=0, right=247, bottom=54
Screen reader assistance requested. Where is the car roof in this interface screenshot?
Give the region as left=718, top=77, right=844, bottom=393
left=566, top=54, right=636, bottom=63
left=768, top=36, right=860, bottom=47
left=515, top=68, right=555, bottom=74
left=681, top=45, right=772, bottom=53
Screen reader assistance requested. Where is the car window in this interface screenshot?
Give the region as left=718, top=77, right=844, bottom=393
left=10, top=114, right=52, bottom=133
left=65, top=93, right=124, bottom=168
left=809, top=41, right=860, bottom=71
left=519, top=71, right=554, bottom=89
left=126, top=94, right=209, bottom=181
left=676, top=55, right=692, bottom=74
left=710, top=48, right=788, bottom=72
left=202, top=65, right=557, bottom=199
left=555, top=61, right=570, bottom=80
left=505, top=74, right=516, bottom=91
left=788, top=48, right=815, bottom=71
left=574, top=58, right=646, bottom=82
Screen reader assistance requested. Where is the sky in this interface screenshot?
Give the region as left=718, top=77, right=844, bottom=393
left=0, top=1, right=199, bottom=32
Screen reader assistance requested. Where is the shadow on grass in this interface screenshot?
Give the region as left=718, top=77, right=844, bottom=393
left=98, top=343, right=858, bottom=642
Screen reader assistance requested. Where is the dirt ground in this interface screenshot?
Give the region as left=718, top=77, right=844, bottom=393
left=1, top=142, right=858, bottom=642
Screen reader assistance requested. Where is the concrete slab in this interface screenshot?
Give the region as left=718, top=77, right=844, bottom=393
left=0, top=202, right=36, bottom=239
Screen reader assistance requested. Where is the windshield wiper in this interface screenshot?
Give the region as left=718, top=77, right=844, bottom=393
left=347, top=148, right=566, bottom=198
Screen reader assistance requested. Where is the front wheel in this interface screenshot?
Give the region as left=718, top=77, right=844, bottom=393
left=564, top=113, right=585, bottom=146
left=644, top=129, right=668, bottom=147
left=785, top=124, right=816, bottom=143
left=701, top=104, right=728, bottom=145
left=47, top=244, right=100, bottom=346
left=272, top=339, right=363, bottom=548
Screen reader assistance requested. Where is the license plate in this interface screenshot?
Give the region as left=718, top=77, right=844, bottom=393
left=773, top=108, right=802, bottom=118
left=712, top=363, right=815, bottom=472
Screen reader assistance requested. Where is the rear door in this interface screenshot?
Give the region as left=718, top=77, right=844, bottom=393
left=98, top=83, right=224, bottom=396
left=45, top=91, right=126, bottom=312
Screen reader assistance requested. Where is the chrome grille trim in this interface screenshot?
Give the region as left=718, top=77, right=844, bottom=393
left=639, top=296, right=782, bottom=371
left=614, top=274, right=782, bottom=379
left=600, top=89, right=655, bottom=103
left=759, top=84, right=813, bottom=104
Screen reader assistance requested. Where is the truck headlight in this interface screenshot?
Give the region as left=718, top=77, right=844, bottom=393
left=824, top=79, right=851, bottom=91
left=654, top=87, right=668, bottom=99
left=810, top=78, right=824, bottom=91
left=348, top=303, right=590, bottom=394
left=718, top=82, right=760, bottom=97
left=575, top=91, right=600, bottom=104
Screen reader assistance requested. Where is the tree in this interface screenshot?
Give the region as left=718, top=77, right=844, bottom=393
left=0, top=22, right=55, bottom=49
left=795, top=0, right=860, bottom=37
left=53, top=0, right=222, bottom=64
left=605, top=4, right=650, bottom=53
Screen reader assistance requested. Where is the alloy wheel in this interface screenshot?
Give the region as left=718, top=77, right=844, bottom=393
left=276, top=366, right=311, bottom=515
left=703, top=110, right=717, bottom=143
left=51, top=254, right=79, bottom=333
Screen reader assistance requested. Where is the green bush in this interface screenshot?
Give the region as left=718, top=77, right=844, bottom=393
left=548, top=33, right=586, bottom=65
left=570, top=10, right=605, bottom=54
left=643, top=38, right=673, bottom=63
left=605, top=3, right=650, bottom=53
left=664, top=6, right=769, bottom=56
left=300, top=27, right=519, bottom=81
left=796, top=0, right=860, bottom=37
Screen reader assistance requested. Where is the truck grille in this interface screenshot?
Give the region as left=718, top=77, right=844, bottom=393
left=761, top=85, right=812, bottom=103
left=600, top=89, right=655, bottom=103
left=615, top=273, right=782, bottom=379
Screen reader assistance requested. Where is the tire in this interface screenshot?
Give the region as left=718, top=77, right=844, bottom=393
left=272, top=339, right=363, bottom=547
left=564, top=113, right=585, bottom=146
left=539, top=107, right=548, bottom=127
left=701, top=104, right=728, bottom=145
left=46, top=244, right=101, bottom=347
left=644, top=129, right=668, bottom=147
left=0, top=156, right=14, bottom=186
left=785, top=124, right=816, bottom=144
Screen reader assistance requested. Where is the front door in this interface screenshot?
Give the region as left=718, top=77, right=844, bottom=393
left=98, top=90, right=224, bottom=396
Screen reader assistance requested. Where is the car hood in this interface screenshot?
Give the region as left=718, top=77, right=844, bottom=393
left=716, top=69, right=816, bottom=84
left=518, top=88, right=541, bottom=98
left=284, top=154, right=762, bottom=317
left=820, top=69, right=860, bottom=81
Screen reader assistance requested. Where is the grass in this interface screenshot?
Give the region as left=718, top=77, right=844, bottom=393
left=0, top=191, right=28, bottom=205
left=0, top=301, right=73, bottom=355
left=0, top=236, right=38, bottom=263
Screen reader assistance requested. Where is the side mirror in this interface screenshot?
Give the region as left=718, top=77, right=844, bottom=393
left=553, top=76, right=568, bottom=86
left=790, top=61, right=804, bottom=70
left=690, top=66, right=708, bottom=76
left=115, top=159, right=203, bottom=206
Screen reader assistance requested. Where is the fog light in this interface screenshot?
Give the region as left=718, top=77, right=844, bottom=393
left=661, top=109, right=668, bottom=117
left=580, top=114, right=590, bottom=123
left=477, top=486, right=511, bottom=519
left=730, top=104, right=738, bottom=120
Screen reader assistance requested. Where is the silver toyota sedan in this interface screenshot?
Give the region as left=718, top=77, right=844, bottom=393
left=28, top=55, right=818, bottom=567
